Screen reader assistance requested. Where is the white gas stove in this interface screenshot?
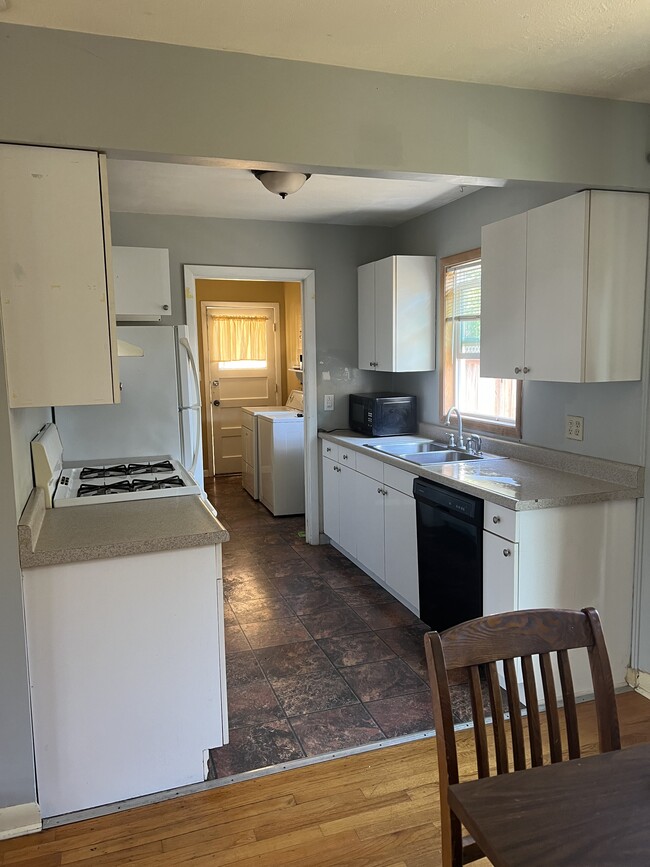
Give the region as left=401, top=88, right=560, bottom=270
left=32, top=423, right=202, bottom=508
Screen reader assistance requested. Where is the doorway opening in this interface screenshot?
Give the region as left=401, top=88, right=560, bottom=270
left=200, top=296, right=286, bottom=477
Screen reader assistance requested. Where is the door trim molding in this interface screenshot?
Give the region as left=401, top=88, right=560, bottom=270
left=184, top=265, right=318, bottom=545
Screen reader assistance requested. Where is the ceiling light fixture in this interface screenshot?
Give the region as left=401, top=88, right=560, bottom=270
left=253, top=170, right=311, bottom=199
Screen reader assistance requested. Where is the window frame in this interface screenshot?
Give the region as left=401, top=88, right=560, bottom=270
left=438, top=248, right=522, bottom=439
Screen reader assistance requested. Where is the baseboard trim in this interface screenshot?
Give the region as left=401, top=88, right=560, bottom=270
left=0, top=802, right=41, bottom=840
left=629, top=667, right=650, bottom=700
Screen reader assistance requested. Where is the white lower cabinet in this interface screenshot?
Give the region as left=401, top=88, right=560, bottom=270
left=23, top=545, right=228, bottom=818
left=384, top=486, right=419, bottom=611
left=482, top=500, right=636, bottom=699
left=321, top=445, right=419, bottom=614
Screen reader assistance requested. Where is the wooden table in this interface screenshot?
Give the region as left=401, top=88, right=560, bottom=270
left=448, top=742, right=650, bottom=866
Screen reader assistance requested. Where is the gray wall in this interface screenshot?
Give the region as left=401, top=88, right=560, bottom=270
left=110, top=213, right=394, bottom=429
left=0, top=336, right=37, bottom=809
left=391, top=183, right=647, bottom=466
left=1, top=25, right=650, bottom=190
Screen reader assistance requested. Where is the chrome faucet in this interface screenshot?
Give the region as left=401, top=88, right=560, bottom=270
left=444, top=406, right=465, bottom=450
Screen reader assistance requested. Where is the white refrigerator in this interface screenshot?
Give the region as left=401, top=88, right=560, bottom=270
left=54, top=325, right=204, bottom=488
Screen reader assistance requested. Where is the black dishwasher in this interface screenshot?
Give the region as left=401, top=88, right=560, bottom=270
left=414, top=478, right=483, bottom=632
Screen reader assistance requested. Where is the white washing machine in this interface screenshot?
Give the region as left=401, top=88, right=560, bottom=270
left=240, top=390, right=304, bottom=500
left=257, top=403, right=305, bottom=516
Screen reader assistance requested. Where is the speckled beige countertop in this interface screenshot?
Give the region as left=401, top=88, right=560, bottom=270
left=18, top=488, right=230, bottom=568
left=319, top=431, right=643, bottom=511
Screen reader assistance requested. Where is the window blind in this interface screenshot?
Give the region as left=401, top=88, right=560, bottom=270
left=444, top=259, right=481, bottom=319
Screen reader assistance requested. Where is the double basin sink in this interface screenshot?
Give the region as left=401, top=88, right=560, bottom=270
left=365, top=439, right=503, bottom=466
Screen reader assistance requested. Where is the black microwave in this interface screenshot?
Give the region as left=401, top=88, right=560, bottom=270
left=348, top=393, right=417, bottom=437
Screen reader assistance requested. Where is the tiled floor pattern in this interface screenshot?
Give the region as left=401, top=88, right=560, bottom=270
left=205, top=474, right=472, bottom=779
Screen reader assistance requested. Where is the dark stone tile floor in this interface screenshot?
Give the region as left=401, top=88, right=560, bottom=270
left=204, top=474, right=450, bottom=779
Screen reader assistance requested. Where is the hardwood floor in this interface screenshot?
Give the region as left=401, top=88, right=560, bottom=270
left=1, top=691, right=648, bottom=867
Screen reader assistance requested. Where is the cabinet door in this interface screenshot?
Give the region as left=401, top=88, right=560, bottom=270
left=393, top=256, right=436, bottom=372
left=0, top=145, right=118, bottom=408
left=338, top=464, right=358, bottom=558
left=480, top=214, right=527, bottom=380
left=373, top=256, right=396, bottom=371
left=321, top=456, right=340, bottom=543
left=525, top=193, right=589, bottom=382
left=113, top=247, right=171, bottom=320
left=354, top=471, right=386, bottom=581
left=358, top=262, right=376, bottom=370
left=483, top=530, right=518, bottom=615
left=384, top=486, right=419, bottom=612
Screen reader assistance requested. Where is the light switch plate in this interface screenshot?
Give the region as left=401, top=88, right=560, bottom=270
left=566, top=415, right=584, bottom=441
left=324, top=394, right=334, bottom=411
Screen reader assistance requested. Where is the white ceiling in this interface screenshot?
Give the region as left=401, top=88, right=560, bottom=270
left=2, top=0, right=649, bottom=102
left=107, top=160, right=490, bottom=226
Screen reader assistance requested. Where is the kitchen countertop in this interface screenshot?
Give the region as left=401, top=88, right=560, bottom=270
left=18, top=487, right=230, bottom=568
left=319, top=431, right=643, bottom=510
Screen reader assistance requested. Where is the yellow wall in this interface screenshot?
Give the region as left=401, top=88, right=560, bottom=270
left=195, top=279, right=301, bottom=474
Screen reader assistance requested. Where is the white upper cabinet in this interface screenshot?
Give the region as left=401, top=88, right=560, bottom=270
left=481, top=190, right=649, bottom=382
left=112, top=246, right=172, bottom=321
left=0, top=145, right=119, bottom=408
left=358, top=255, right=436, bottom=372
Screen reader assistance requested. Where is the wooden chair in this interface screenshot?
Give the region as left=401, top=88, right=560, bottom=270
left=424, top=607, right=621, bottom=867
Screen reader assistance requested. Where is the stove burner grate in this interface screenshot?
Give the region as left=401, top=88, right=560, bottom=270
left=80, top=464, right=128, bottom=479
left=131, top=476, right=186, bottom=491
left=127, top=461, right=175, bottom=475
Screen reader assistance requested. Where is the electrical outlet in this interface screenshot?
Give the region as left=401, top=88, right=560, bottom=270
left=324, top=394, right=334, bottom=411
left=566, top=415, right=584, bottom=441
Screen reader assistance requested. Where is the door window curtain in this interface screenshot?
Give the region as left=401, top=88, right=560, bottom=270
left=210, top=315, right=268, bottom=362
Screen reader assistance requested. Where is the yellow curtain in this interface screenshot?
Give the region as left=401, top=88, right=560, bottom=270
left=211, top=315, right=268, bottom=362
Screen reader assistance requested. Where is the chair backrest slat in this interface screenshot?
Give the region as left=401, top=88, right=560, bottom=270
left=503, top=658, right=526, bottom=770
left=557, top=649, right=581, bottom=759
left=468, top=665, right=490, bottom=778
left=425, top=608, right=621, bottom=867
left=486, top=661, right=509, bottom=774
left=521, top=654, right=543, bottom=767
left=539, top=652, right=563, bottom=763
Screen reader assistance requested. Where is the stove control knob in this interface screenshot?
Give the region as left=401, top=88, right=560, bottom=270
left=212, top=399, right=221, bottom=407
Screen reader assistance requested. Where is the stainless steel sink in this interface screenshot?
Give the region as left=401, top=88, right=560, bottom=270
left=365, top=440, right=446, bottom=455
left=404, top=450, right=504, bottom=465
left=364, top=440, right=505, bottom=464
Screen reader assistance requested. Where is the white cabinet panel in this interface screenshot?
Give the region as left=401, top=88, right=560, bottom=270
left=483, top=531, right=518, bottom=615
left=355, top=452, right=384, bottom=482
left=358, top=255, right=436, bottom=372
left=0, top=145, right=118, bottom=407
left=358, top=262, right=376, bottom=371
left=480, top=213, right=527, bottom=380
left=113, top=246, right=172, bottom=321
left=384, top=486, right=419, bottom=611
left=354, top=470, right=387, bottom=582
left=525, top=193, right=588, bottom=382
left=321, top=455, right=340, bottom=543
left=23, top=546, right=226, bottom=818
left=338, top=464, right=358, bottom=558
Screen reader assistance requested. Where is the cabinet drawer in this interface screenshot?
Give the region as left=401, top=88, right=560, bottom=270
left=322, top=441, right=339, bottom=462
left=384, top=464, right=416, bottom=497
left=355, top=452, right=384, bottom=482
left=484, top=502, right=517, bottom=541
left=339, top=448, right=356, bottom=469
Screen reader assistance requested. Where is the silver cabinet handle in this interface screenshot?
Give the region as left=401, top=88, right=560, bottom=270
left=326, top=446, right=332, bottom=453
left=523, top=367, right=530, bottom=374
left=514, top=367, right=522, bottom=374
left=383, top=489, right=388, bottom=496
left=162, top=304, right=170, bottom=311
left=492, top=515, right=501, bottom=524
left=377, top=487, right=383, bottom=494
left=342, top=454, right=348, bottom=460
left=503, top=548, right=512, bottom=557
